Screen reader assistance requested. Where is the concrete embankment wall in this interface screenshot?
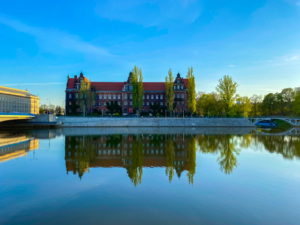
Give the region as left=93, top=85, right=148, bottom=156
left=58, top=117, right=255, bottom=127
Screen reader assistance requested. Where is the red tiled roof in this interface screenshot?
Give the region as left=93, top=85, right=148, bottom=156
left=67, top=78, right=75, bottom=89
left=182, top=79, right=188, bottom=87
left=143, top=82, right=165, bottom=91
left=67, top=77, right=188, bottom=91
left=91, top=82, right=125, bottom=91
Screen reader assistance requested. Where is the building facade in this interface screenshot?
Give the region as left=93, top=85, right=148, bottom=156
left=65, top=134, right=196, bottom=183
left=65, top=72, right=188, bottom=115
left=0, top=86, right=40, bottom=114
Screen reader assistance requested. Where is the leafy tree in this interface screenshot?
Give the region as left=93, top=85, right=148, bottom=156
left=293, top=91, right=300, bottom=116
left=280, top=88, right=295, bottom=115
left=165, top=69, right=175, bottom=116
left=186, top=67, right=196, bottom=114
left=250, top=95, right=262, bottom=117
left=233, top=96, right=252, bottom=117
left=79, top=78, right=95, bottom=116
left=131, top=66, right=144, bottom=114
left=106, top=101, right=122, bottom=115
left=196, top=92, right=221, bottom=117
left=216, top=75, right=237, bottom=116
left=150, top=102, right=165, bottom=116
left=261, top=93, right=276, bottom=116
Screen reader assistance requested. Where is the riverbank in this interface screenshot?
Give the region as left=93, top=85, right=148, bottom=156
left=58, top=116, right=255, bottom=127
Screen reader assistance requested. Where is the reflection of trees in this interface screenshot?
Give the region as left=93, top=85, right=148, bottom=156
left=65, top=136, right=97, bottom=178
left=197, top=135, right=240, bottom=174
left=186, top=136, right=196, bottom=184
left=127, top=136, right=144, bottom=186
left=65, top=134, right=197, bottom=185
left=65, top=133, right=300, bottom=183
left=253, top=135, right=300, bottom=160
left=217, top=135, right=239, bottom=174
left=165, top=138, right=175, bottom=182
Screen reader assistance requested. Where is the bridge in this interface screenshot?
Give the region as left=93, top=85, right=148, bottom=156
left=250, top=117, right=300, bottom=127
left=0, top=113, right=35, bottom=123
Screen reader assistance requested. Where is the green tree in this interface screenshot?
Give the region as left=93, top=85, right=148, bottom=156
left=216, top=75, right=237, bottom=116
left=165, top=69, right=175, bottom=116
left=281, top=88, right=295, bottom=115
left=131, top=66, right=144, bottom=114
left=261, top=93, right=276, bottom=116
left=293, top=91, right=300, bottom=116
left=196, top=93, right=221, bottom=117
left=233, top=96, right=252, bottom=117
left=250, top=95, right=262, bottom=117
left=186, top=67, right=196, bottom=114
left=79, top=79, right=95, bottom=116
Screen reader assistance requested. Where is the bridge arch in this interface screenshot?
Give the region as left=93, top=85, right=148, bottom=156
left=250, top=117, right=300, bottom=127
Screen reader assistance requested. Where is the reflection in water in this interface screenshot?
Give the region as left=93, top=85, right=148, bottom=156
left=197, top=135, right=241, bottom=174
left=253, top=135, right=300, bottom=160
left=65, top=134, right=197, bottom=185
left=65, top=132, right=300, bottom=185
left=0, top=133, right=39, bottom=162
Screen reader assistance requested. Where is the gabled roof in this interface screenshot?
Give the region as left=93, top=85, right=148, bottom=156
left=66, top=78, right=75, bottom=89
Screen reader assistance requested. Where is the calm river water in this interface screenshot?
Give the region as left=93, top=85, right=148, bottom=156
left=1, top=128, right=300, bottom=225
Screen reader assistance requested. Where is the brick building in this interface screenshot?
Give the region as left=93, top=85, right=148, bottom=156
left=65, top=72, right=189, bottom=115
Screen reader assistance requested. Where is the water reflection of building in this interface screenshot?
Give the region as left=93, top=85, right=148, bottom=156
left=0, top=134, right=39, bottom=162
left=65, top=135, right=196, bottom=184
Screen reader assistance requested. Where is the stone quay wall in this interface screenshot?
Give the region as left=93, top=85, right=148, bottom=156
left=58, top=117, right=255, bottom=127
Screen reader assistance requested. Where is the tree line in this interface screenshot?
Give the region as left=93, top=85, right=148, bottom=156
left=40, top=104, right=64, bottom=115
left=75, top=68, right=299, bottom=117
left=197, top=75, right=300, bottom=117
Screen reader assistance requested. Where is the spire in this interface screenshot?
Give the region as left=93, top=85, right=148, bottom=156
left=127, top=72, right=133, bottom=83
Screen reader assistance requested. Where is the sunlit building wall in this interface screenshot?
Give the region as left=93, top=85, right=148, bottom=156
left=0, top=86, right=40, bottom=114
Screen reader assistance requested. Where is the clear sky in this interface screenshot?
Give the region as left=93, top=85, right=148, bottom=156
left=0, top=0, right=300, bottom=106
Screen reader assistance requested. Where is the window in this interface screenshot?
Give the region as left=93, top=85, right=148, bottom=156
left=156, top=95, right=159, bottom=99
left=69, top=101, right=72, bottom=106
left=151, top=95, right=154, bottom=99
left=69, top=94, right=72, bottom=98
left=160, top=95, right=163, bottom=100
left=118, top=95, right=121, bottom=99
left=124, top=101, right=128, bottom=106
left=98, top=94, right=102, bottom=99
left=113, top=94, right=116, bottom=100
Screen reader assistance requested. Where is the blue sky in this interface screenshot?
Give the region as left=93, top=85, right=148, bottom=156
left=0, top=0, right=300, bottom=106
